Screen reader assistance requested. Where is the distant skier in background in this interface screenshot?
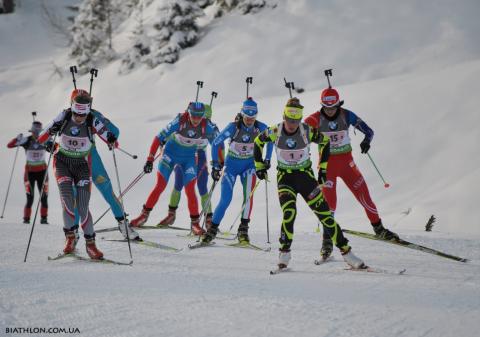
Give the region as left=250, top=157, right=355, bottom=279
left=305, top=87, right=398, bottom=260
left=69, top=89, right=140, bottom=241
left=157, top=104, right=223, bottom=229
left=201, top=98, right=273, bottom=244
left=130, top=102, right=220, bottom=236
left=254, top=97, right=366, bottom=270
left=7, top=121, right=50, bottom=224
left=38, top=92, right=115, bottom=259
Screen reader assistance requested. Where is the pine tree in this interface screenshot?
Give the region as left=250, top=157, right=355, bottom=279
left=70, top=0, right=115, bottom=73
left=119, top=2, right=151, bottom=73
left=149, top=0, right=203, bottom=67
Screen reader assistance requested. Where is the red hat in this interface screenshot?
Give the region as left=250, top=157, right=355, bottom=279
left=320, top=88, right=340, bottom=107
left=70, top=89, right=90, bottom=103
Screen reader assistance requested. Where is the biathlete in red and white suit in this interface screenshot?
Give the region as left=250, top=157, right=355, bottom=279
left=38, top=93, right=115, bottom=259
left=7, top=121, right=50, bottom=224
left=305, top=87, right=399, bottom=259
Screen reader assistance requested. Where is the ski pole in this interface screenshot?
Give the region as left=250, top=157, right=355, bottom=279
left=24, top=128, right=62, bottom=262
left=93, top=151, right=162, bottom=226
left=111, top=147, right=133, bottom=262
left=69, top=65, right=77, bottom=90
left=209, top=91, right=218, bottom=107
left=367, top=153, right=390, bottom=188
left=265, top=179, right=270, bottom=244
left=324, top=69, right=333, bottom=88
left=246, top=77, right=253, bottom=98
left=0, top=147, right=19, bottom=219
left=89, top=68, right=98, bottom=96
left=195, top=80, right=203, bottom=102
left=284, top=78, right=295, bottom=98
left=199, top=178, right=220, bottom=229
left=117, top=146, right=138, bottom=159
left=32, top=111, right=37, bottom=122
left=224, top=180, right=261, bottom=237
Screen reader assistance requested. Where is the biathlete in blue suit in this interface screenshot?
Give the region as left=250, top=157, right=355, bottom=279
left=70, top=89, right=140, bottom=241
left=157, top=104, right=223, bottom=228
left=130, top=102, right=221, bottom=236
left=201, top=98, right=273, bottom=244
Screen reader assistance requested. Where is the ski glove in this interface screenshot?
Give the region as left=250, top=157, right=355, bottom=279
left=44, top=140, right=54, bottom=153
left=49, top=122, right=63, bottom=135
left=211, top=167, right=222, bottom=181
left=318, top=168, right=327, bottom=186
left=256, top=169, right=268, bottom=180
left=264, top=159, right=271, bottom=170
left=360, top=138, right=370, bottom=154
left=144, top=160, right=153, bottom=174
left=106, top=132, right=117, bottom=144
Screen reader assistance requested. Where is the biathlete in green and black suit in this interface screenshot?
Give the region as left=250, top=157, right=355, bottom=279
left=253, top=97, right=365, bottom=269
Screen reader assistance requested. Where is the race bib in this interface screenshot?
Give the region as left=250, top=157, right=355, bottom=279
left=324, top=130, right=349, bottom=148
left=60, top=135, right=91, bottom=152
left=278, top=149, right=307, bottom=164
left=230, top=142, right=254, bottom=157
left=175, top=133, right=208, bottom=148
left=26, top=150, right=45, bottom=163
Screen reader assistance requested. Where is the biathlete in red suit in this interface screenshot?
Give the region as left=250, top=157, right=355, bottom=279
left=305, top=87, right=399, bottom=259
left=7, top=121, right=49, bottom=224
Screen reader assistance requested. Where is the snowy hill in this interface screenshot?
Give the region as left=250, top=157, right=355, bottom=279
left=1, top=1, right=480, bottom=337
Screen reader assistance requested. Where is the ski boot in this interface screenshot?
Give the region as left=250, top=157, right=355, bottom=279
left=205, top=213, right=213, bottom=231
left=320, top=238, right=333, bottom=260
left=63, top=227, right=78, bottom=254
left=118, top=218, right=140, bottom=241
left=85, top=235, right=104, bottom=260
left=190, top=215, right=205, bottom=236
left=201, top=224, right=219, bottom=243
left=237, top=219, right=250, bottom=244
left=23, top=207, right=31, bottom=224
left=372, top=220, right=399, bottom=241
left=40, top=217, right=49, bottom=224
left=130, top=205, right=152, bottom=227
left=158, top=207, right=176, bottom=226
left=340, top=246, right=365, bottom=269
left=278, top=249, right=291, bottom=269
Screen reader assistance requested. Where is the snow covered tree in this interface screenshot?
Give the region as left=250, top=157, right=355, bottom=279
left=214, top=0, right=268, bottom=16
left=149, top=0, right=203, bottom=67
left=70, top=0, right=116, bottom=73
left=119, top=2, right=152, bottom=74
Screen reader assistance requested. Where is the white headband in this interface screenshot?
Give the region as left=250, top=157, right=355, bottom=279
left=72, top=102, right=90, bottom=115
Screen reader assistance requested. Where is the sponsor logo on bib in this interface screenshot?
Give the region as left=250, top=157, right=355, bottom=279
left=70, top=126, right=80, bottom=136
left=328, top=121, right=338, bottom=131
left=241, top=134, right=251, bottom=142
left=286, top=138, right=297, bottom=149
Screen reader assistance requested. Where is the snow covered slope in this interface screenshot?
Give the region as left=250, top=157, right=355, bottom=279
left=1, top=1, right=480, bottom=337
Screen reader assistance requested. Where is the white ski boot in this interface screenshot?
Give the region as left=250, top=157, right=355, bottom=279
left=278, top=250, right=291, bottom=269
left=341, top=247, right=365, bottom=269
left=118, top=219, right=140, bottom=241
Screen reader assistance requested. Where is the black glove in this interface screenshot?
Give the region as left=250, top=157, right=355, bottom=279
left=44, top=140, right=54, bottom=153
left=49, top=122, right=63, bottom=135
left=318, top=168, right=327, bottom=185
left=144, top=160, right=153, bottom=174
left=264, top=159, right=271, bottom=170
left=256, top=169, right=268, bottom=180
left=360, top=138, right=370, bottom=154
left=211, top=167, right=222, bottom=181
left=107, top=132, right=117, bottom=144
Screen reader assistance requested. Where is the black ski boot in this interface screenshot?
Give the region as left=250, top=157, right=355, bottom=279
left=320, top=238, right=333, bottom=260
left=372, top=220, right=399, bottom=241
left=237, top=219, right=250, bottom=244
left=40, top=216, right=49, bottom=224
left=201, top=224, right=219, bottom=243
